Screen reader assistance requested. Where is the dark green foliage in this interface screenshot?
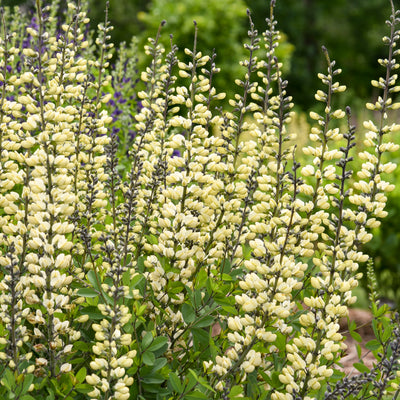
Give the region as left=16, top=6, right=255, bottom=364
left=88, top=0, right=148, bottom=47
left=364, top=185, right=400, bottom=307
left=271, top=0, right=392, bottom=110
left=7, top=0, right=394, bottom=111
left=136, top=0, right=248, bottom=101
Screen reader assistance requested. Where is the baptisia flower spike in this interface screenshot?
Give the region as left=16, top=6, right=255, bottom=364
left=0, top=0, right=113, bottom=389
left=203, top=2, right=400, bottom=399
left=0, top=0, right=399, bottom=399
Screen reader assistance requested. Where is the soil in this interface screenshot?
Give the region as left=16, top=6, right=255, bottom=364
left=339, top=308, right=376, bottom=376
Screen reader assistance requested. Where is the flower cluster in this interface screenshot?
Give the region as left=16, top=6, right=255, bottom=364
left=0, top=1, right=399, bottom=399
left=202, top=2, right=400, bottom=399
left=0, top=0, right=115, bottom=391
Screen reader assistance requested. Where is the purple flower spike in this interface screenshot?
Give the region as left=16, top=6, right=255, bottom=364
left=112, top=127, right=121, bottom=135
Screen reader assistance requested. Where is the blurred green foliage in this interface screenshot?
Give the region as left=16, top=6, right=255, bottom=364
left=7, top=0, right=393, bottom=110
left=85, top=0, right=394, bottom=112
left=87, top=0, right=148, bottom=47
left=135, top=0, right=248, bottom=101
left=135, top=0, right=295, bottom=102
left=271, top=0, right=391, bottom=110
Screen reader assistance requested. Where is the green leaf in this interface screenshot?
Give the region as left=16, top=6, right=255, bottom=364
left=258, top=369, right=273, bottom=387
left=349, top=330, right=362, bottom=343
left=195, top=269, right=208, bottom=288
left=229, top=385, right=243, bottom=398
left=2, top=369, right=15, bottom=391
left=87, top=270, right=101, bottom=291
left=20, top=396, right=36, bottom=400
left=219, top=305, right=238, bottom=315
left=21, top=374, right=34, bottom=394
left=372, top=319, right=379, bottom=338
left=194, top=290, right=202, bottom=308
left=243, top=244, right=252, bottom=259
left=81, top=308, right=103, bottom=320
left=331, top=369, right=345, bottom=380
left=193, top=316, right=214, bottom=328
left=141, top=331, right=153, bottom=350
left=271, top=371, right=283, bottom=388
left=372, top=304, right=388, bottom=318
left=69, top=357, right=85, bottom=365
left=188, top=369, right=215, bottom=393
left=356, top=343, right=362, bottom=359
left=129, top=274, right=144, bottom=289
left=141, top=382, right=168, bottom=393
left=214, top=295, right=234, bottom=306
left=127, top=364, right=139, bottom=375
left=184, top=372, right=197, bottom=393
left=141, top=375, right=165, bottom=384
left=148, top=336, right=168, bottom=352
left=73, top=341, right=91, bottom=352
left=353, top=363, right=370, bottom=374
left=145, top=234, right=158, bottom=245
left=137, top=257, right=145, bottom=273
left=222, top=273, right=232, bottom=281
left=76, top=367, right=86, bottom=384
left=76, top=288, right=98, bottom=298
left=45, top=388, right=55, bottom=400
left=135, top=303, right=148, bottom=317
left=381, top=319, right=393, bottom=342
left=274, top=332, right=286, bottom=352
left=184, top=391, right=208, bottom=400
left=168, top=281, right=185, bottom=294
left=191, top=328, right=209, bottom=351
left=169, top=372, right=183, bottom=393
left=247, top=371, right=260, bottom=397
left=151, top=357, right=167, bottom=372
left=182, top=303, right=196, bottom=324
left=75, top=384, right=93, bottom=394
left=365, top=339, right=381, bottom=351
left=142, top=351, right=156, bottom=366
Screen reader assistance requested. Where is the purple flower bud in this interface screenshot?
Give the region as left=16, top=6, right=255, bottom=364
left=22, top=37, right=31, bottom=49
left=112, top=109, right=123, bottom=117
left=128, top=130, right=136, bottom=140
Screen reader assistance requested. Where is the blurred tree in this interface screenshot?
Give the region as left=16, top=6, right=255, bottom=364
left=1, top=0, right=35, bottom=12
left=3, top=0, right=392, bottom=110
left=246, top=0, right=392, bottom=109
left=136, top=0, right=248, bottom=101
left=87, top=0, right=148, bottom=47
left=2, top=0, right=30, bottom=5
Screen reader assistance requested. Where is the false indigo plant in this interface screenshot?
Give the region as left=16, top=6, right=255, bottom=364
left=0, top=0, right=400, bottom=399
